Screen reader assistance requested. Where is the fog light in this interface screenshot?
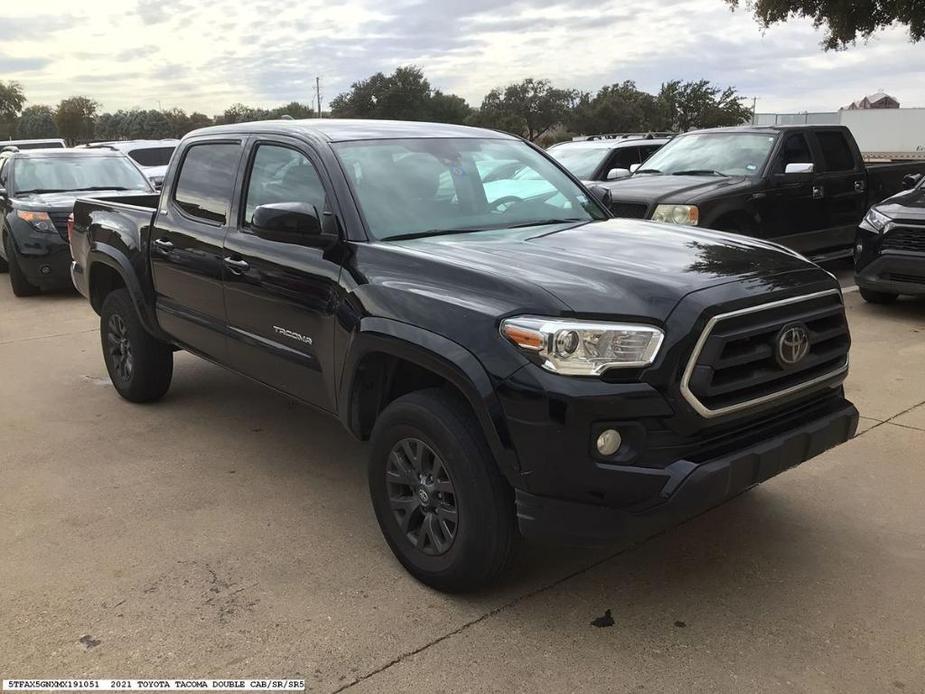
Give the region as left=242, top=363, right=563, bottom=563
left=596, top=429, right=622, bottom=456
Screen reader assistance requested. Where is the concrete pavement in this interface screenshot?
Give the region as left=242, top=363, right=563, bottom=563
left=1, top=280, right=923, bottom=693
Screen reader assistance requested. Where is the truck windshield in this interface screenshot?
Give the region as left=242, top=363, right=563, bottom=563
left=547, top=145, right=610, bottom=179
left=638, top=133, right=776, bottom=177
left=14, top=155, right=151, bottom=194
left=333, top=137, right=608, bottom=241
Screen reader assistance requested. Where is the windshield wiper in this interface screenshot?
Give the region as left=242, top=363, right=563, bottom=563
left=502, top=218, right=586, bottom=229
left=634, top=168, right=661, bottom=174
left=71, top=186, right=134, bottom=191
left=386, top=227, right=492, bottom=242
left=15, top=188, right=69, bottom=194
left=671, top=169, right=728, bottom=177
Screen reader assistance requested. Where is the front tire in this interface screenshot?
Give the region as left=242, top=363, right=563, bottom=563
left=100, top=289, right=173, bottom=402
left=859, top=287, right=898, bottom=304
left=369, top=388, right=516, bottom=592
left=4, top=235, right=39, bottom=296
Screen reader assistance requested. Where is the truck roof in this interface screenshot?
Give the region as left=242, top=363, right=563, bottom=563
left=684, top=124, right=849, bottom=136
left=189, top=118, right=518, bottom=143
left=6, top=148, right=128, bottom=159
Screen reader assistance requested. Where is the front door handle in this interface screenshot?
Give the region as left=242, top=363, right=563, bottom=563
left=854, top=180, right=866, bottom=193
left=224, top=256, right=250, bottom=273
left=153, top=238, right=174, bottom=251
left=812, top=185, right=824, bottom=200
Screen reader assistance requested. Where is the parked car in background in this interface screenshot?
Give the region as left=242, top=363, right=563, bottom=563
left=78, top=139, right=179, bottom=189
left=1, top=138, right=66, bottom=151
left=601, top=125, right=925, bottom=261
left=0, top=148, right=154, bottom=296
left=547, top=134, right=671, bottom=183
left=855, top=172, right=925, bottom=303
left=70, top=119, right=857, bottom=591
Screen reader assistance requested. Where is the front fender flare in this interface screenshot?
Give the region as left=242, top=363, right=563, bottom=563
left=339, top=317, right=522, bottom=481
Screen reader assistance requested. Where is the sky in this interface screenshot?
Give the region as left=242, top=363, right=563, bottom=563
left=2, top=0, right=924, bottom=116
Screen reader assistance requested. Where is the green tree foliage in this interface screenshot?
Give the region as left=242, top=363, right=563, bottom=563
left=727, top=0, right=924, bottom=49
left=329, top=66, right=471, bottom=123
left=469, top=78, right=576, bottom=141
left=55, top=96, right=99, bottom=145
left=16, top=105, right=59, bottom=139
left=568, top=81, right=663, bottom=135
left=0, top=81, right=27, bottom=139
left=656, top=80, right=751, bottom=131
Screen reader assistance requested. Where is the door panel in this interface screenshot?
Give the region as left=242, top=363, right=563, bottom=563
left=810, top=130, right=866, bottom=251
left=223, top=141, right=342, bottom=411
left=150, top=140, right=243, bottom=358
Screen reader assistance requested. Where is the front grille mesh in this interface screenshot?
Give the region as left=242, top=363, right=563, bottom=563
left=882, top=226, right=925, bottom=253
left=48, top=211, right=71, bottom=241
left=609, top=202, right=649, bottom=219
left=686, top=293, right=850, bottom=414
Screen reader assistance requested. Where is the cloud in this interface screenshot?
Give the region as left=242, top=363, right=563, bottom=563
left=0, top=0, right=923, bottom=114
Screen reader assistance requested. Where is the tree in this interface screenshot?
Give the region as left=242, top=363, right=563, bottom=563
left=470, top=78, right=575, bottom=141
left=329, top=66, right=470, bottom=123
left=16, top=105, right=59, bottom=139
left=270, top=101, right=314, bottom=119
left=567, top=81, right=663, bottom=135
left=657, top=80, right=751, bottom=131
left=0, top=81, right=26, bottom=139
left=187, top=112, right=213, bottom=131
left=727, top=0, right=924, bottom=49
left=216, top=103, right=273, bottom=125
left=55, top=96, right=99, bottom=145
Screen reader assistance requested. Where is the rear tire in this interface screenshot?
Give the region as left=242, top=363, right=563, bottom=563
left=859, top=288, right=898, bottom=305
left=5, top=235, right=39, bottom=296
left=368, top=388, right=516, bottom=592
left=100, top=289, right=173, bottom=402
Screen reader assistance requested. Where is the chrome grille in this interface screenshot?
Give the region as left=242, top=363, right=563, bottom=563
left=681, top=291, right=850, bottom=418
left=882, top=225, right=925, bottom=254
left=609, top=202, right=649, bottom=219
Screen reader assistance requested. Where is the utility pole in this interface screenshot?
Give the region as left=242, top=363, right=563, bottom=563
left=751, top=96, right=758, bottom=125
left=315, top=77, right=323, bottom=118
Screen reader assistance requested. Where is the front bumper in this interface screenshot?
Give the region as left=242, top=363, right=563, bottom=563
left=856, top=254, right=925, bottom=295
left=7, top=224, right=72, bottom=288
left=516, top=399, right=858, bottom=545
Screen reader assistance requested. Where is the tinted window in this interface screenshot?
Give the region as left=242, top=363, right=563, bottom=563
left=777, top=134, right=813, bottom=171
left=243, top=145, right=326, bottom=226
left=173, top=143, right=241, bottom=224
left=609, top=147, right=640, bottom=170
left=816, top=131, right=856, bottom=172
left=335, top=137, right=606, bottom=240
left=16, top=141, right=65, bottom=150
left=129, top=147, right=175, bottom=167
left=12, top=155, right=151, bottom=194
left=0, top=158, right=8, bottom=187
left=547, top=145, right=610, bottom=179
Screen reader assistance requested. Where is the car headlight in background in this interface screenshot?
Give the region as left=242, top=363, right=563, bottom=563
left=500, top=316, right=664, bottom=375
left=651, top=204, right=699, bottom=226
left=860, top=207, right=892, bottom=233
left=16, top=210, right=56, bottom=233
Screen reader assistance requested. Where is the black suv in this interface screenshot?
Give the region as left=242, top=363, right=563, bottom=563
left=0, top=148, right=153, bottom=296
left=855, top=173, right=925, bottom=303
left=70, top=119, right=857, bottom=591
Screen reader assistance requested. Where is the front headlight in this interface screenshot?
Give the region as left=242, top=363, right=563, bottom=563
left=652, top=204, right=699, bottom=226
left=16, top=210, right=56, bottom=233
left=860, top=207, right=892, bottom=233
left=500, top=316, right=664, bottom=375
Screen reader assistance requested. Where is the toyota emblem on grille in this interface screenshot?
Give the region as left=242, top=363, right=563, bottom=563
left=776, top=323, right=810, bottom=368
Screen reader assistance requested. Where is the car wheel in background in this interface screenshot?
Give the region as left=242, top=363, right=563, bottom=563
left=100, top=288, right=173, bottom=403
left=4, top=235, right=39, bottom=296
left=859, top=288, right=899, bottom=305
left=368, top=388, right=517, bottom=592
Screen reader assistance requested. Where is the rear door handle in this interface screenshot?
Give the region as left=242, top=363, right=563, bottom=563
left=812, top=186, right=824, bottom=200
left=224, top=256, right=249, bottom=273
left=854, top=180, right=866, bottom=193
left=153, top=238, right=174, bottom=251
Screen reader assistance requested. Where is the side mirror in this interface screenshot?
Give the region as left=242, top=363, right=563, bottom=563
left=901, top=173, right=922, bottom=190
left=587, top=185, right=612, bottom=209
left=606, top=168, right=631, bottom=181
left=784, top=162, right=814, bottom=175
left=629, top=163, right=641, bottom=173
left=252, top=202, right=326, bottom=245
left=0, top=187, right=7, bottom=198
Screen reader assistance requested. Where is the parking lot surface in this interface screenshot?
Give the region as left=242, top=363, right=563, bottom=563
left=1, top=278, right=923, bottom=693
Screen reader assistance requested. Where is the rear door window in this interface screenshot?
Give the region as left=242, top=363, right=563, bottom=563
left=815, top=131, right=856, bottom=172
left=173, top=142, right=241, bottom=224
left=130, top=147, right=176, bottom=167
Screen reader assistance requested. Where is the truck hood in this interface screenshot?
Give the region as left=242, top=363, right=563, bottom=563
left=392, top=218, right=821, bottom=320
left=601, top=174, right=752, bottom=204
left=13, top=188, right=151, bottom=211
left=875, top=185, right=925, bottom=222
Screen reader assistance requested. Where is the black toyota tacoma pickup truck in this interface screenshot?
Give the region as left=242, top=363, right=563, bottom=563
left=70, top=119, right=858, bottom=591
left=602, top=124, right=925, bottom=261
